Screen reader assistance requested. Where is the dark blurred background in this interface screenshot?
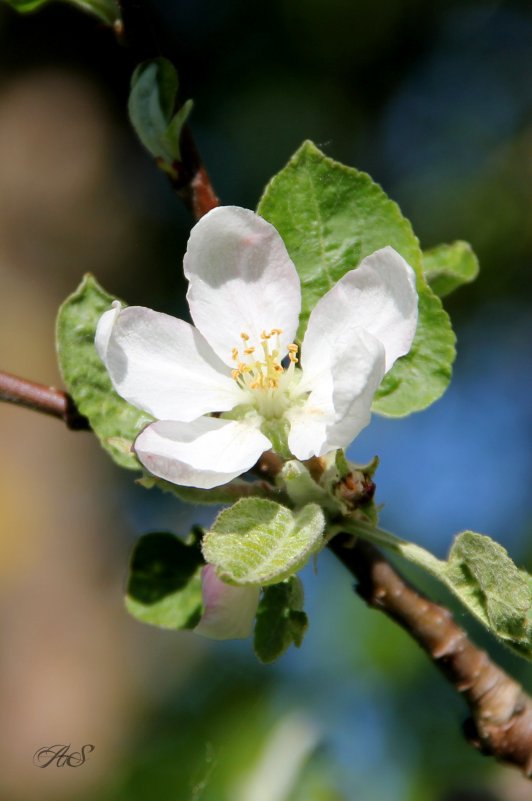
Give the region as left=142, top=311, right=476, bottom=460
left=0, top=1, right=530, bottom=799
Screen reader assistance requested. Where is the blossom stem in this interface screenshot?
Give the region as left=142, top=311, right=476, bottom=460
left=0, top=370, right=89, bottom=430
left=329, top=534, right=532, bottom=777
left=171, top=125, right=220, bottom=221
left=337, top=519, right=445, bottom=578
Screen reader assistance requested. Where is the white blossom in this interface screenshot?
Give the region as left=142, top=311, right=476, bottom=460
left=96, top=206, right=418, bottom=489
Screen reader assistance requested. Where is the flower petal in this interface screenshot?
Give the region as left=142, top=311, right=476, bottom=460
left=194, top=565, right=260, bottom=640
left=95, top=305, right=242, bottom=422
left=95, top=300, right=121, bottom=358
left=301, top=247, right=417, bottom=374
left=184, top=206, right=301, bottom=365
left=288, top=246, right=416, bottom=459
left=134, top=416, right=271, bottom=489
left=289, top=328, right=385, bottom=459
left=286, top=407, right=331, bottom=462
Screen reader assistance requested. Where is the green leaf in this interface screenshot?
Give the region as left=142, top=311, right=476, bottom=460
left=5, top=0, right=120, bottom=25
left=372, top=284, right=456, bottom=417
left=346, top=521, right=532, bottom=659
left=254, top=577, right=308, bottom=663
left=445, top=532, right=531, bottom=650
left=56, top=274, right=152, bottom=470
left=125, top=532, right=204, bottom=630
left=128, top=59, right=192, bottom=164
left=5, top=0, right=49, bottom=8
left=128, top=60, right=177, bottom=162
left=423, top=241, right=480, bottom=298
left=160, top=98, right=194, bottom=158
left=257, top=141, right=422, bottom=336
left=257, top=140, right=455, bottom=417
left=202, top=498, right=325, bottom=586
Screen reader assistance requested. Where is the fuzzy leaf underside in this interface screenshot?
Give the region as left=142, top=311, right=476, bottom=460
left=444, top=531, right=531, bottom=654
left=351, top=522, right=532, bottom=660
left=202, top=498, right=326, bottom=586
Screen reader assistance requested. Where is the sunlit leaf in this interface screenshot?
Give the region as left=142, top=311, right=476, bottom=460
left=348, top=521, right=532, bottom=660
left=257, top=140, right=455, bottom=417
left=423, top=241, right=480, bottom=298
left=445, top=531, right=531, bottom=650
left=202, top=498, right=325, bottom=586
left=56, top=274, right=151, bottom=470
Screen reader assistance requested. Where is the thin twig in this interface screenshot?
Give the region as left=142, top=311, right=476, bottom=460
left=0, top=371, right=89, bottom=430
left=329, top=534, right=532, bottom=777
left=169, top=125, right=220, bottom=221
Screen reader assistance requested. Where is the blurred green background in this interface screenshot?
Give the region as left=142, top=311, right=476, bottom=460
left=0, top=1, right=530, bottom=799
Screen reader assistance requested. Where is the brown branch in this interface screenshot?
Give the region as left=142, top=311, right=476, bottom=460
left=0, top=370, right=89, bottom=430
left=329, top=533, right=532, bottom=777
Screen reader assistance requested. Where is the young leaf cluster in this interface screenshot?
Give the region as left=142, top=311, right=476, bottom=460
left=128, top=59, right=193, bottom=173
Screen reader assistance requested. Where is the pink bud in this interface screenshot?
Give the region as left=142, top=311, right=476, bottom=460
left=195, top=565, right=260, bottom=640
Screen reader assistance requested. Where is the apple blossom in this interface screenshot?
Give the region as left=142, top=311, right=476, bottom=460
left=95, top=206, right=418, bottom=491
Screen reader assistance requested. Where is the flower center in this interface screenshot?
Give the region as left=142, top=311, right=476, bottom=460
left=230, top=329, right=300, bottom=419
left=231, top=329, right=298, bottom=391
left=224, top=329, right=308, bottom=457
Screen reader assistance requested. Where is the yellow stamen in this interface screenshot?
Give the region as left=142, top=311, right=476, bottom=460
left=230, top=325, right=296, bottom=394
